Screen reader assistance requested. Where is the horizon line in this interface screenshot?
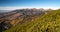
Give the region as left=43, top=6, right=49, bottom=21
left=0, top=7, right=60, bottom=10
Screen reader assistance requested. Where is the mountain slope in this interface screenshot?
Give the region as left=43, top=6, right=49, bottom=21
left=4, top=9, right=60, bottom=32
left=0, top=9, right=45, bottom=32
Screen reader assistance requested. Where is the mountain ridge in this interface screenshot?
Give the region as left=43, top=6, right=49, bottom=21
left=3, top=9, right=60, bottom=32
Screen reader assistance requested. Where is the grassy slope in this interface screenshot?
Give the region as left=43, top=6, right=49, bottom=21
left=4, top=10, right=60, bottom=32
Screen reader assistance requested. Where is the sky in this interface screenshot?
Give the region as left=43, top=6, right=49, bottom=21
left=0, top=0, right=60, bottom=10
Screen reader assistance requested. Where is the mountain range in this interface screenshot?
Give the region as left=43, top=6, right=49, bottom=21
left=0, top=9, right=60, bottom=32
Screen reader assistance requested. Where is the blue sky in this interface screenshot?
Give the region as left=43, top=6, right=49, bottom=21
left=0, top=0, right=60, bottom=10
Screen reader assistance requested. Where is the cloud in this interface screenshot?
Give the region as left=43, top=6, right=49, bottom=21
left=0, top=6, right=36, bottom=10
left=0, top=6, right=60, bottom=10
left=0, top=7, right=23, bottom=10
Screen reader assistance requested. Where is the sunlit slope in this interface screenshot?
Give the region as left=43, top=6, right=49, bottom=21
left=4, top=10, right=60, bottom=32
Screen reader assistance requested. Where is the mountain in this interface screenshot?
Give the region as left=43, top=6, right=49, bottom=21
left=1, top=9, right=60, bottom=32
left=0, top=9, right=45, bottom=32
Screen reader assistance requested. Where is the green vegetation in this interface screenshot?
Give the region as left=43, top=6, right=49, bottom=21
left=4, top=9, right=60, bottom=32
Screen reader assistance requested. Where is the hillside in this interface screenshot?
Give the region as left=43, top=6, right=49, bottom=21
left=0, top=9, right=45, bottom=32
left=3, top=9, right=60, bottom=32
